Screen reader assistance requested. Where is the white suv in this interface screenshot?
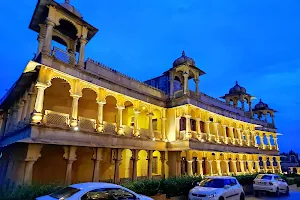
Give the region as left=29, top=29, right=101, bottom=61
left=253, top=174, right=289, bottom=196
left=189, top=176, right=245, bottom=200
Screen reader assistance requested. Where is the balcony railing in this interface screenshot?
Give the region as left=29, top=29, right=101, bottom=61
left=43, top=110, right=70, bottom=128
left=123, top=125, right=134, bottom=137
left=154, top=130, right=161, bottom=140
left=78, top=117, right=96, bottom=132
left=103, top=122, right=117, bottom=134
left=139, top=128, right=150, bottom=139
left=52, top=47, right=76, bottom=65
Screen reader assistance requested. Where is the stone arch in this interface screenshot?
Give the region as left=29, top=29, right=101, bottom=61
left=152, top=151, right=162, bottom=175
left=72, top=147, right=94, bottom=182
left=49, top=75, right=73, bottom=91
left=123, top=100, right=135, bottom=128
left=78, top=88, right=98, bottom=122
left=103, top=95, right=118, bottom=124
left=56, top=18, right=80, bottom=39
left=81, top=84, right=99, bottom=100
left=119, top=149, right=133, bottom=180
left=52, top=34, right=70, bottom=49
left=43, top=78, right=73, bottom=117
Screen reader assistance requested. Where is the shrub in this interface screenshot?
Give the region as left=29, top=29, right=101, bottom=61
left=233, top=174, right=258, bottom=186
left=122, top=179, right=161, bottom=197
left=294, top=177, right=300, bottom=187
left=0, top=182, right=65, bottom=200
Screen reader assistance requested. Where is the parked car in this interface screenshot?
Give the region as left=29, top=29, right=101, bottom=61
left=36, top=182, right=153, bottom=200
left=189, top=176, right=245, bottom=200
left=253, top=174, right=289, bottom=196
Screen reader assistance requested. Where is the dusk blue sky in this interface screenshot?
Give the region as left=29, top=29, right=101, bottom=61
left=0, top=1, right=299, bottom=152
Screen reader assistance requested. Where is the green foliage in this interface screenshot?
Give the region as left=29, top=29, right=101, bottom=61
left=0, top=182, right=65, bottom=200
left=294, top=177, right=300, bottom=187
left=122, top=179, right=161, bottom=197
left=233, top=173, right=258, bottom=186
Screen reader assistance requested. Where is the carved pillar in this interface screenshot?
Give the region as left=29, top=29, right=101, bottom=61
left=148, top=112, right=154, bottom=139
left=228, top=127, right=235, bottom=145
left=204, top=121, right=211, bottom=141
left=274, top=136, right=279, bottom=150
left=196, top=118, right=201, bottom=140
left=20, top=93, right=29, bottom=126
left=25, top=86, right=37, bottom=124
left=78, top=37, right=87, bottom=68
left=232, top=161, right=238, bottom=175
left=248, top=161, right=253, bottom=173
left=147, top=150, right=153, bottom=179
left=259, top=134, right=264, bottom=147
left=161, top=117, right=167, bottom=141
left=266, top=134, right=272, bottom=150
left=0, top=112, right=8, bottom=136
left=254, top=132, right=258, bottom=146
left=183, top=72, right=189, bottom=95
left=216, top=160, right=222, bottom=176
left=37, top=24, right=45, bottom=56
left=277, top=160, right=282, bottom=173
left=214, top=123, right=220, bottom=142
left=222, top=125, right=228, bottom=144
left=187, top=160, right=193, bottom=176
left=15, top=101, right=24, bottom=129
left=116, top=106, right=125, bottom=135
left=263, top=160, right=268, bottom=173
left=239, top=160, right=245, bottom=174
left=132, top=149, right=139, bottom=181
left=255, top=161, right=260, bottom=173
left=271, top=114, right=275, bottom=127
left=270, top=160, right=275, bottom=173
left=175, top=117, right=181, bottom=140
left=23, top=144, right=43, bottom=184
left=236, top=128, right=242, bottom=145
left=176, top=153, right=181, bottom=177
left=63, top=146, right=77, bottom=185
left=225, top=160, right=230, bottom=175
left=249, top=101, right=253, bottom=117
left=42, top=18, right=55, bottom=54
left=32, top=82, right=48, bottom=124
left=92, top=148, right=103, bottom=182
left=197, top=159, right=203, bottom=176
left=96, top=101, right=106, bottom=132
left=160, top=151, right=166, bottom=177
left=194, top=79, right=199, bottom=95
left=70, top=95, right=81, bottom=128
left=113, top=149, right=122, bottom=184
left=134, top=110, right=140, bottom=136
left=184, top=115, right=191, bottom=140
left=208, top=160, right=213, bottom=175
left=169, top=75, right=174, bottom=99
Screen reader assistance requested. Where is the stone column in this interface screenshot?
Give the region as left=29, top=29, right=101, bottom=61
left=221, top=125, right=227, bottom=144
left=183, top=72, right=189, bottom=95
left=25, top=86, right=37, bottom=124
left=37, top=24, right=45, bottom=56
left=184, top=115, right=191, bottom=140
left=0, top=112, right=8, bottom=136
left=208, top=160, right=213, bottom=175
left=264, top=113, right=267, bottom=122
left=248, top=161, right=253, bottom=174
left=228, top=127, right=235, bottom=145
left=255, top=161, right=260, bottom=173
left=23, top=144, right=43, bottom=184
left=70, top=94, right=81, bottom=128
left=161, top=117, right=167, bottom=141
left=176, top=154, right=182, bottom=177
left=216, top=160, right=222, bottom=176
left=169, top=76, right=174, bottom=98
left=113, top=149, right=122, bottom=184
left=274, top=137, right=279, bottom=150
left=270, top=160, right=275, bottom=173
left=92, top=148, right=103, bottom=182
left=9, top=104, right=19, bottom=132
left=249, top=101, right=253, bottom=117
left=132, top=150, right=139, bottom=181
left=133, top=110, right=140, bottom=136
left=160, top=151, right=166, bottom=177
left=196, top=118, right=201, bottom=140
left=239, top=160, right=245, bottom=174
left=78, top=37, right=87, bottom=68
left=232, top=161, right=237, bottom=175
left=259, top=134, right=264, bottom=147
left=225, top=160, right=230, bottom=175
left=187, top=160, right=193, bottom=176
left=96, top=101, right=106, bottom=132
left=277, top=160, right=282, bottom=173
left=253, top=132, right=258, bottom=146
left=117, top=106, right=125, bottom=135
left=197, top=159, right=203, bottom=176
left=266, top=134, right=272, bottom=150
left=204, top=121, right=211, bottom=141
left=194, top=79, right=199, bottom=95
left=148, top=112, right=154, bottom=139
left=42, top=18, right=55, bottom=54
left=271, top=114, right=275, bottom=127
left=214, top=123, right=220, bottom=142
left=32, top=82, right=48, bottom=124
left=175, top=117, right=181, bottom=140
left=147, top=150, right=153, bottom=179
left=263, top=160, right=268, bottom=173
left=63, top=146, right=77, bottom=185
left=236, top=128, right=242, bottom=145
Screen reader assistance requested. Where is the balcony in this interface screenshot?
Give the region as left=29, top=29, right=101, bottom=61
left=78, top=117, right=96, bottom=132
left=43, top=110, right=70, bottom=128
left=103, top=122, right=117, bottom=134
left=52, top=47, right=76, bottom=65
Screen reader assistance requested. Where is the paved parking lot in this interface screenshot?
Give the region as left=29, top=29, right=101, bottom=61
left=246, top=192, right=299, bottom=199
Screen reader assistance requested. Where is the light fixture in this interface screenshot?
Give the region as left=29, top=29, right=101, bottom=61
left=164, top=139, right=169, bottom=142
left=142, top=106, right=146, bottom=110
left=73, top=126, right=79, bottom=131
left=152, top=138, right=156, bottom=141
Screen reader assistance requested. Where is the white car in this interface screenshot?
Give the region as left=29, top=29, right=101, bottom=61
left=253, top=174, right=289, bottom=196
left=188, top=176, right=245, bottom=200
left=36, top=182, right=153, bottom=200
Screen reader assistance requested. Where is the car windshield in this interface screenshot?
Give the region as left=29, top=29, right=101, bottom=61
left=199, top=178, right=224, bottom=188
left=256, top=175, right=273, bottom=180
left=49, top=187, right=80, bottom=199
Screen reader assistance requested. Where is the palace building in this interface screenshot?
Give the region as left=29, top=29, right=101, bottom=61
left=0, top=0, right=281, bottom=186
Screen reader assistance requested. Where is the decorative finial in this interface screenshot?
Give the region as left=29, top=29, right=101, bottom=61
left=260, top=98, right=262, bottom=102
left=182, top=50, right=186, bottom=57
left=235, top=81, right=238, bottom=85
left=65, top=0, right=70, bottom=4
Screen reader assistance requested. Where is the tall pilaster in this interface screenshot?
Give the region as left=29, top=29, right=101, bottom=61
left=208, top=160, right=213, bottom=175
left=23, top=144, right=43, bottom=184
left=78, top=37, right=87, bottom=68
left=183, top=72, right=189, bottom=95
left=184, top=115, right=191, bottom=140
left=63, top=146, right=77, bottom=185
left=113, top=149, right=122, bottom=184
left=147, top=150, right=153, bottom=179
left=70, top=94, right=81, bottom=128
left=204, top=121, right=211, bottom=141
left=196, top=118, right=202, bottom=140
left=197, top=159, right=203, bottom=176
left=92, top=148, right=103, bottom=182
left=117, top=106, right=125, bottom=135
left=216, top=160, right=222, bottom=176
left=132, top=149, right=139, bottom=181
left=96, top=101, right=106, bottom=132
left=42, top=18, right=55, bottom=54
left=32, top=82, right=48, bottom=124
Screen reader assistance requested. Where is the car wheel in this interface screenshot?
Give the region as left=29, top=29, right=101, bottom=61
left=239, top=193, right=245, bottom=200
left=218, top=197, right=224, bottom=200
left=254, top=190, right=259, bottom=197
left=274, top=187, right=280, bottom=196
left=285, top=186, right=290, bottom=196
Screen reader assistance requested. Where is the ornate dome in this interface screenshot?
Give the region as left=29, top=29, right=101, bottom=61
left=229, top=81, right=246, bottom=94
left=254, top=99, right=269, bottom=110
left=173, top=51, right=196, bottom=68
left=61, top=0, right=82, bottom=18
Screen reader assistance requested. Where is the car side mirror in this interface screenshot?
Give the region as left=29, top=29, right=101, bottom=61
left=224, top=185, right=231, bottom=189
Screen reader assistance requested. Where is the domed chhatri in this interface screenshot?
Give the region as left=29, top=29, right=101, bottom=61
left=229, top=81, right=246, bottom=94
left=172, top=51, right=196, bottom=68
left=61, top=0, right=82, bottom=18
left=254, top=99, right=269, bottom=110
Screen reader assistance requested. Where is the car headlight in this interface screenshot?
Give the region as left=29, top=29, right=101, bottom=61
left=207, top=193, right=217, bottom=198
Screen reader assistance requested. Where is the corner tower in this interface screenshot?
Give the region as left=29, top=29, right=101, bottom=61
left=29, top=0, right=98, bottom=68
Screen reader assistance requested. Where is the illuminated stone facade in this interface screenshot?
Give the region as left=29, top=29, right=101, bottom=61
left=0, top=0, right=281, bottom=186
